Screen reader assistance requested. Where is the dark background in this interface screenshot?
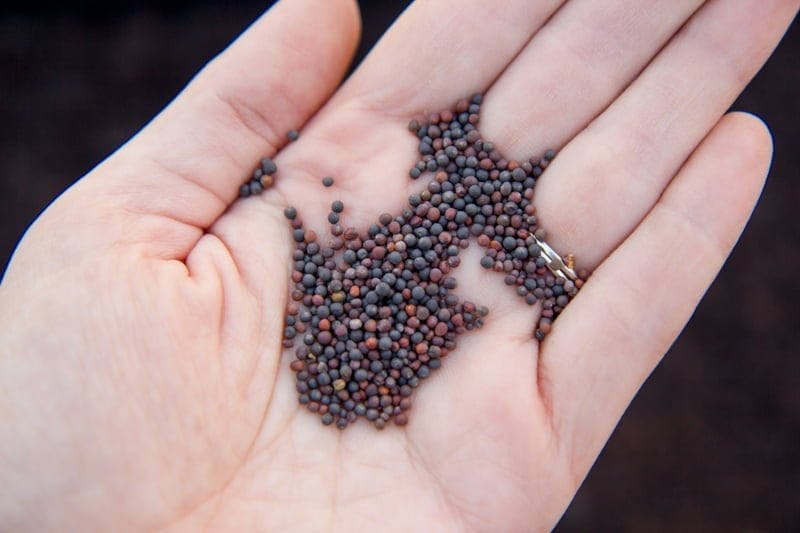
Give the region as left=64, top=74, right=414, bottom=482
left=1, top=1, right=797, bottom=530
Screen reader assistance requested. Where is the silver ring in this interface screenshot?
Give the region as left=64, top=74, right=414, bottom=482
left=532, top=235, right=577, bottom=281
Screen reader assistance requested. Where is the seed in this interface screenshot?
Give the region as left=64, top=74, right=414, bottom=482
left=287, top=129, right=299, bottom=141
left=280, top=93, right=585, bottom=430
left=261, top=157, right=277, bottom=175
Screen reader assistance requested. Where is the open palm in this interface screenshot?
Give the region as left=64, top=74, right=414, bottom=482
left=1, top=0, right=796, bottom=531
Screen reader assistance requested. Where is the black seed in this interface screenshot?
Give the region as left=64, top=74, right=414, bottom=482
left=261, top=158, right=277, bottom=175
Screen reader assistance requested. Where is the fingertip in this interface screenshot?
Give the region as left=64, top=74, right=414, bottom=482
left=720, top=111, right=774, bottom=180
left=339, top=0, right=363, bottom=50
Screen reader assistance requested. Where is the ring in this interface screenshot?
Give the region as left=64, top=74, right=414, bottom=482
left=532, top=235, right=577, bottom=281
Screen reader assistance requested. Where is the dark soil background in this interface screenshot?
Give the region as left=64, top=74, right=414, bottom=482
left=1, top=1, right=797, bottom=530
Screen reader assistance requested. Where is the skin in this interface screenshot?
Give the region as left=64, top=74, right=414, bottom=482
left=0, top=0, right=796, bottom=531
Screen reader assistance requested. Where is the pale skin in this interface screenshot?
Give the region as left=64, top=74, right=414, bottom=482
left=0, top=0, right=796, bottom=530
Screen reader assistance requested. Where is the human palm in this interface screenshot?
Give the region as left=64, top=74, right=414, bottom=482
left=1, top=0, right=796, bottom=531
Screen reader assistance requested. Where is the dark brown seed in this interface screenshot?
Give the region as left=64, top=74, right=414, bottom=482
left=322, top=176, right=334, bottom=187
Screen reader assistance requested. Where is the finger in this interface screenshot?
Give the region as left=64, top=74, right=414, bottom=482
left=532, top=0, right=798, bottom=269
left=480, top=0, right=705, bottom=158
left=539, top=112, right=772, bottom=480
left=336, top=0, right=566, bottom=115
left=79, top=0, right=361, bottom=258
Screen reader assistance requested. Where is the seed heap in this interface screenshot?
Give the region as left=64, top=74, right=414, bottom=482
left=245, top=94, right=586, bottom=430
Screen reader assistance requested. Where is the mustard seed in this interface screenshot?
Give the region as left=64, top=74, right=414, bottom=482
left=279, top=94, right=585, bottom=431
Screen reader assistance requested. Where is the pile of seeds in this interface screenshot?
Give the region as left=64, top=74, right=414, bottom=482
left=243, top=94, right=586, bottom=430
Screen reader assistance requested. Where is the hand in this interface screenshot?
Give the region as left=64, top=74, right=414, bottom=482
left=1, top=0, right=796, bottom=530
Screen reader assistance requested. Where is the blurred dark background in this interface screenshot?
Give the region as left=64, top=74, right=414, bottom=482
left=1, top=1, right=797, bottom=530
